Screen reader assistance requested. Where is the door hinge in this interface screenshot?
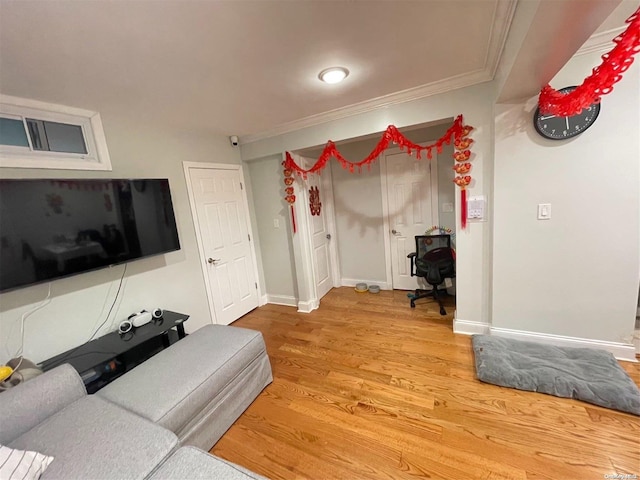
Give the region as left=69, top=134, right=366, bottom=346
left=255, top=282, right=258, bottom=289
left=240, top=182, right=243, bottom=190
left=248, top=234, right=251, bottom=241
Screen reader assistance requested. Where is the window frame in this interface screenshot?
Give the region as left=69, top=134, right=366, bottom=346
left=0, top=95, right=112, bottom=171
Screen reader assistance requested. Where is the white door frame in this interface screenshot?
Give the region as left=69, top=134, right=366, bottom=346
left=183, top=161, right=263, bottom=324
left=289, top=153, right=340, bottom=312
left=380, top=145, right=440, bottom=289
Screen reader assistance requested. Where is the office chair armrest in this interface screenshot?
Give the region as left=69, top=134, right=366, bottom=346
left=408, top=252, right=417, bottom=276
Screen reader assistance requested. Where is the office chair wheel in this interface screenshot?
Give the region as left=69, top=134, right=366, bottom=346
left=439, top=306, right=447, bottom=315
left=410, top=300, right=416, bottom=308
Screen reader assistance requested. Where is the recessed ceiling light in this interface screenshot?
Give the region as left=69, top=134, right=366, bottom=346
left=318, top=67, right=349, bottom=84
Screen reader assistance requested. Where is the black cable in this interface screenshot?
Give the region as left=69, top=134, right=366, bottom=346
left=46, top=264, right=127, bottom=366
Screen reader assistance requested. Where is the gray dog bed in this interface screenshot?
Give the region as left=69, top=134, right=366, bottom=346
left=471, top=335, right=640, bottom=415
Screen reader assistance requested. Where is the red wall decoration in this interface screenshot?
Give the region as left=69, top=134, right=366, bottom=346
left=283, top=115, right=475, bottom=231
left=538, top=6, right=639, bottom=117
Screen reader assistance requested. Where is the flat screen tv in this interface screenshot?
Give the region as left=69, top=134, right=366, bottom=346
left=0, top=178, right=180, bottom=292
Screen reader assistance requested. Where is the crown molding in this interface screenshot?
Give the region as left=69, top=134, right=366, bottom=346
left=241, top=69, right=492, bottom=145
left=241, top=0, right=517, bottom=146
left=575, top=26, right=625, bottom=57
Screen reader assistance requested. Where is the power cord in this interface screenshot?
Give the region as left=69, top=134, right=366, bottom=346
left=85, top=263, right=127, bottom=343
left=11, top=283, right=52, bottom=360
left=47, top=263, right=127, bottom=365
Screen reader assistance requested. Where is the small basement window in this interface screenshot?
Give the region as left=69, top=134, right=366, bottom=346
left=0, top=95, right=112, bottom=170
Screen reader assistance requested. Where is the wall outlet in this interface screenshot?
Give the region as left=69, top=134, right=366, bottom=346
left=442, top=203, right=454, bottom=213
left=467, top=195, right=486, bottom=220
left=273, top=219, right=280, bottom=228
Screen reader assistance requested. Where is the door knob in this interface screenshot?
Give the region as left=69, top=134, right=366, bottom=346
left=392, top=229, right=401, bottom=235
left=207, top=258, right=220, bottom=264
left=326, top=234, right=331, bottom=240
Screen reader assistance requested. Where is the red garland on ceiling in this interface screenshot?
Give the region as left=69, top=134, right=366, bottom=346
left=283, top=114, right=475, bottom=230
left=538, top=6, right=640, bottom=116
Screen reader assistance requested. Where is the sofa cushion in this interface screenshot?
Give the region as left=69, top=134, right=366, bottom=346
left=149, top=446, right=267, bottom=480
left=97, top=325, right=269, bottom=435
left=0, top=364, right=85, bottom=445
left=9, top=396, right=177, bottom=480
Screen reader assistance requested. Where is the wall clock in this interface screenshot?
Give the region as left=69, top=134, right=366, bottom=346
left=533, top=86, right=601, bottom=140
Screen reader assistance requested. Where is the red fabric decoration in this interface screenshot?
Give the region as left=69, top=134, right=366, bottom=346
left=283, top=116, right=466, bottom=178
left=538, top=6, right=640, bottom=116
left=291, top=205, right=296, bottom=233
left=461, top=189, right=467, bottom=230
left=283, top=115, right=476, bottom=231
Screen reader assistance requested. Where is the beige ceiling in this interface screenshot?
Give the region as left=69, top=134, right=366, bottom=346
left=0, top=0, right=633, bottom=142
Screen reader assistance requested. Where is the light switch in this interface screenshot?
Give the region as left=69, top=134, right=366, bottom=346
left=537, top=203, right=551, bottom=220
left=442, top=203, right=454, bottom=213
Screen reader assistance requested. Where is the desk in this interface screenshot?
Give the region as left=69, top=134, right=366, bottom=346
left=40, top=311, right=189, bottom=393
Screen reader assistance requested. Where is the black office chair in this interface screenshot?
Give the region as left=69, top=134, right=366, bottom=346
left=407, top=234, right=456, bottom=315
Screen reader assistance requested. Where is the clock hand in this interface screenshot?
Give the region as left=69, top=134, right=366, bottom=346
left=565, top=117, right=569, bottom=129
left=540, top=115, right=556, bottom=120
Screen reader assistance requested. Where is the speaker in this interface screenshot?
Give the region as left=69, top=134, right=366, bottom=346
left=152, top=308, right=163, bottom=319
left=118, top=320, right=133, bottom=334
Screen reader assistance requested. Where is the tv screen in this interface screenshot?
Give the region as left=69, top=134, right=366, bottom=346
left=0, top=178, right=180, bottom=292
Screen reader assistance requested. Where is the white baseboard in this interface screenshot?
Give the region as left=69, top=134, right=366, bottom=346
left=453, top=318, right=490, bottom=335
left=259, top=294, right=268, bottom=307
left=297, top=299, right=319, bottom=313
left=341, top=278, right=391, bottom=290
left=266, top=294, right=297, bottom=307
left=491, top=327, right=637, bottom=362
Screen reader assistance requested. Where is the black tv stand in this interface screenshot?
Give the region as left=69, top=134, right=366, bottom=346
left=40, top=310, right=189, bottom=393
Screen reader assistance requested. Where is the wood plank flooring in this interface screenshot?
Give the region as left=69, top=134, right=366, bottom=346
left=210, top=287, right=640, bottom=480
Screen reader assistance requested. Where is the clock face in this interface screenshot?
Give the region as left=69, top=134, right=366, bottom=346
left=533, top=86, right=601, bottom=140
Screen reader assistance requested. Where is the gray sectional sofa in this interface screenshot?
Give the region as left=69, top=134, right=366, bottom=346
left=0, top=324, right=272, bottom=479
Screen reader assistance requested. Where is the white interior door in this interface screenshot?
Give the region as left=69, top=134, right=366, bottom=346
left=188, top=166, right=259, bottom=325
left=385, top=151, right=438, bottom=290
left=302, top=156, right=334, bottom=300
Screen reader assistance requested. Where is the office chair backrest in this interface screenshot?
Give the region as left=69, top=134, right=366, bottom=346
left=415, top=234, right=451, bottom=259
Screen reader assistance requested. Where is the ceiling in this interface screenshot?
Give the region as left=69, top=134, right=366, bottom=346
left=0, top=0, right=634, bottom=143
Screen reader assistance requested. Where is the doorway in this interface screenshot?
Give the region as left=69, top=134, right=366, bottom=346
left=183, top=162, right=261, bottom=325
left=289, top=153, right=340, bottom=312
left=381, top=147, right=440, bottom=290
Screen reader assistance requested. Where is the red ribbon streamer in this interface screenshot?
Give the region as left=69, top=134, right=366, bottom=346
left=284, top=116, right=465, bottom=178
left=461, top=189, right=467, bottom=230
left=538, top=6, right=640, bottom=116
left=291, top=205, right=296, bottom=234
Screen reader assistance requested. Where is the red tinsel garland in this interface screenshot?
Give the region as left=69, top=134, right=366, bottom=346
left=283, top=115, right=475, bottom=230
left=538, top=6, right=640, bottom=116
left=284, top=115, right=465, bottom=178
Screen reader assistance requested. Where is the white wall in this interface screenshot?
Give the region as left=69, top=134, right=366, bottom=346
left=0, top=112, right=242, bottom=364
left=493, top=48, right=639, bottom=344
left=246, top=155, right=297, bottom=302
left=242, top=82, right=495, bottom=324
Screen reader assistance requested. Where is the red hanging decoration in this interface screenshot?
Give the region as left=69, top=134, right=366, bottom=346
left=282, top=162, right=297, bottom=233
left=538, top=6, right=640, bottom=116
left=461, top=189, right=468, bottom=230
left=309, top=186, right=321, bottom=216
left=282, top=115, right=476, bottom=230
left=283, top=115, right=466, bottom=178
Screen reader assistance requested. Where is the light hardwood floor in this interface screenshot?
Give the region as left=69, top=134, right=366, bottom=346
left=211, top=287, right=640, bottom=480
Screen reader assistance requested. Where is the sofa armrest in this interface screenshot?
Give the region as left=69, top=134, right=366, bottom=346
left=0, top=363, right=86, bottom=444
